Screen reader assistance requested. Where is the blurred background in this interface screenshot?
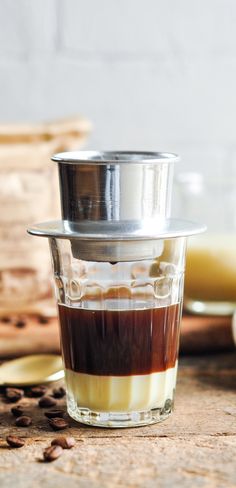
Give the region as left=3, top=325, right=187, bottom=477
left=1, top=0, right=236, bottom=356
left=1, top=0, right=236, bottom=176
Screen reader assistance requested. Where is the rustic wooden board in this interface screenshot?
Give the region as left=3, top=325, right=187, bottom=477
left=0, top=316, right=60, bottom=358
left=0, top=353, right=235, bottom=487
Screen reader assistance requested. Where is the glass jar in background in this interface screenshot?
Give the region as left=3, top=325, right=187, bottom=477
left=175, top=172, right=236, bottom=315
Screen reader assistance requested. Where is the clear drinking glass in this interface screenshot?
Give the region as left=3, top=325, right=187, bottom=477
left=49, top=235, right=186, bottom=427
left=175, top=172, right=236, bottom=315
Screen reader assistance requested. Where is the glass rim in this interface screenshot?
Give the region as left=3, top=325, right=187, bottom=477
left=52, top=151, right=180, bottom=165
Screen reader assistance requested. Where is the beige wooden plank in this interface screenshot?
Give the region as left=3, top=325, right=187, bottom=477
left=0, top=353, right=235, bottom=487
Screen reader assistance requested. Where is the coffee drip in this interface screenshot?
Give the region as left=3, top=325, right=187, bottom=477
left=28, top=151, right=205, bottom=427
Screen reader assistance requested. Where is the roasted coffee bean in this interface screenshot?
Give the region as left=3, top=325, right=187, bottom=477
left=1, top=316, right=11, bottom=323
left=15, top=320, right=26, bottom=328
left=38, top=316, right=49, bottom=324
left=28, top=385, right=47, bottom=398
left=5, top=388, right=24, bottom=403
left=38, top=396, right=57, bottom=408
left=15, top=415, right=32, bottom=427
left=43, top=445, right=63, bottom=462
left=6, top=435, right=25, bottom=448
left=51, top=436, right=75, bottom=449
left=44, top=409, right=65, bottom=419
left=48, top=417, right=69, bottom=431
left=11, top=405, right=24, bottom=417
left=52, top=387, right=66, bottom=399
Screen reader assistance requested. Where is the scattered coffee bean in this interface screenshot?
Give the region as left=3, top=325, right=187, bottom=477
left=44, top=409, right=65, bottom=419
left=5, top=388, right=24, bottom=403
left=15, top=320, right=26, bottom=329
left=52, top=387, right=66, bottom=399
left=11, top=405, right=24, bottom=417
left=6, top=435, right=25, bottom=448
left=15, top=415, right=32, bottom=427
left=38, top=396, right=57, bottom=408
left=38, top=316, right=49, bottom=324
left=43, top=445, right=63, bottom=462
left=1, top=316, right=11, bottom=323
left=27, top=385, right=47, bottom=398
left=51, top=436, right=75, bottom=449
left=48, top=417, right=69, bottom=431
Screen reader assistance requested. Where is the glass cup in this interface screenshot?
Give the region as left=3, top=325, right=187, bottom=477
left=49, top=235, right=186, bottom=427
left=175, top=172, right=236, bottom=315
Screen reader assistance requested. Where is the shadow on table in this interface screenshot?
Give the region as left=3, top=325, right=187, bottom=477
left=180, top=351, right=236, bottom=391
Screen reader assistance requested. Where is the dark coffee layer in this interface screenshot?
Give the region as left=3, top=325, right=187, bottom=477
left=58, top=302, right=181, bottom=376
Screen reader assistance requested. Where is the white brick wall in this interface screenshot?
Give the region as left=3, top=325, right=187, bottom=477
left=0, top=0, right=236, bottom=176
left=0, top=0, right=57, bottom=55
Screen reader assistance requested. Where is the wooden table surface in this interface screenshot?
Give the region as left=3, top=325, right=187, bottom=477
left=0, top=352, right=236, bottom=488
